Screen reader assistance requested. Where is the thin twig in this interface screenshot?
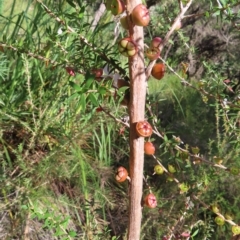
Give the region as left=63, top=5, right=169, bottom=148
left=145, top=0, right=193, bottom=80
left=36, top=0, right=128, bottom=78
left=99, top=104, right=130, bottom=127
left=0, top=43, right=85, bottom=74
left=192, top=195, right=237, bottom=226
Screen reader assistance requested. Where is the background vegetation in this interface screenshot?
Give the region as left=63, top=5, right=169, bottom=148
left=0, top=0, right=239, bottom=239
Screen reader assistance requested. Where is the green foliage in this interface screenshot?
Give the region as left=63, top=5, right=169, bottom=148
left=145, top=72, right=240, bottom=239
left=148, top=75, right=216, bottom=150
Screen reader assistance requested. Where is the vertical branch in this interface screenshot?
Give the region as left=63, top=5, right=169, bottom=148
left=126, top=1, right=193, bottom=239
left=127, top=1, right=146, bottom=240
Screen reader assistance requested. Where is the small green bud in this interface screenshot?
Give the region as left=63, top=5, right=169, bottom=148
left=154, top=165, right=164, bottom=175
left=179, top=183, right=189, bottom=194
left=191, top=146, right=200, bottom=154
left=232, top=225, right=240, bottom=236
left=168, top=164, right=176, bottom=173
left=212, top=204, right=220, bottom=214
left=229, top=167, right=240, bottom=175
left=215, top=216, right=225, bottom=226
left=213, top=156, right=223, bottom=164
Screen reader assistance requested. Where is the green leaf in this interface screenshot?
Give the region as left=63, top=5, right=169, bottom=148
left=75, top=0, right=83, bottom=6
left=88, top=93, right=98, bottom=107
left=0, top=98, right=5, bottom=106
left=66, top=0, right=76, bottom=8
left=21, top=205, right=28, bottom=210
left=83, top=72, right=95, bottom=90
left=163, top=134, right=168, bottom=142
left=219, top=0, right=226, bottom=6
left=68, top=92, right=80, bottom=101
left=69, top=81, right=82, bottom=92
left=98, top=86, right=107, bottom=95
left=79, top=94, right=86, bottom=112
left=117, top=86, right=129, bottom=94
left=54, top=226, right=65, bottom=236
left=69, top=231, right=77, bottom=237
left=214, top=9, right=221, bottom=16
left=191, top=229, right=199, bottom=237
left=79, top=6, right=85, bottom=19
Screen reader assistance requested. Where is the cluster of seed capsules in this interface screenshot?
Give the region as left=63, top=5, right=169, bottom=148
left=115, top=121, right=158, bottom=209
left=105, top=0, right=166, bottom=80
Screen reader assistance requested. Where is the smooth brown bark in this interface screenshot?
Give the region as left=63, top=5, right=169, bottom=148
left=127, top=1, right=146, bottom=240
left=126, top=1, right=193, bottom=239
